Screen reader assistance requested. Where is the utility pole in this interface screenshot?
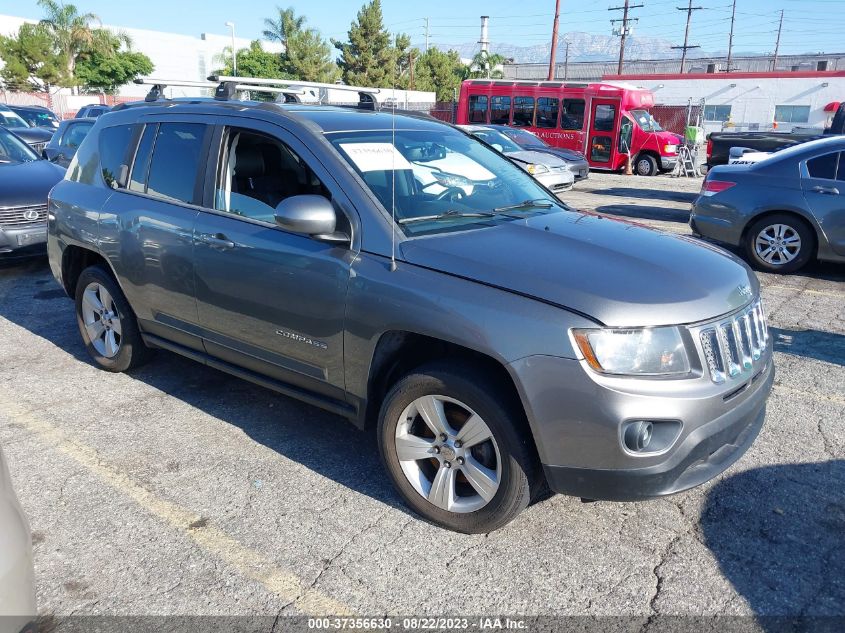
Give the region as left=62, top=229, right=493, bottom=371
left=726, top=0, right=736, bottom=72
left=424, top=17, right=430, bottom=53
left=547, top=0, right=562, bottom=80
left=771, top=10, right=783, bottom=71
left=609, top=1, right=643, bottom=76
left=563, top=41, right=570, bottom=80
left=672, top=0, right=702, bottom=73
left=409, top=50, right=415, bottom=90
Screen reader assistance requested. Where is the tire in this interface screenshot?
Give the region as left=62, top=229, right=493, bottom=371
left=635, top=153, right=659, bottom=176
left=74, top=265, right=154, bottom=372
left=744, top=214, right=814, bottom=274
left=377, top=361, right=540, bottom=533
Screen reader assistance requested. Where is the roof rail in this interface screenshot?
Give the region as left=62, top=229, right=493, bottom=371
left=207, top=75, right=381, bottom=107
left=134, top=77, right=307, bottom=103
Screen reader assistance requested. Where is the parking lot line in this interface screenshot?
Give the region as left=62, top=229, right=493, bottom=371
left=765, top=284, right=845, bottom=299
left=0, top=389, right=352, bottom=617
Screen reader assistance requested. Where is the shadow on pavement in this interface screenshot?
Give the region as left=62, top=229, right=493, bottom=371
left=771, top=327, right=845, bottom=367
left=595, top=203, right=691, bottom=224
left=583, top=186, right=697, bottom=204
left=702, top=460, right=845, bottom=624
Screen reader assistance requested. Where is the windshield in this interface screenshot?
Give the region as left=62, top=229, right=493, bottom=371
left=630, top=109, right=663, bottom=133
left=0, top=128, right=39, bottom=163
left=501, top=127, right=547, bottom=148
left=0, top=111, right=30, bottom=128
left=467, top=128, right=524, bottom=154
left=327, top=127, right=562, bottom=235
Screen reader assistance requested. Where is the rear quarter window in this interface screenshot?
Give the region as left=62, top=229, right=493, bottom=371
left=98, top=124, right=139, bottom=189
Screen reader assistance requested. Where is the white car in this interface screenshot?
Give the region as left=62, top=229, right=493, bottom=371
left=0, top=445, right=36, bottom=632
left=458, top=125, right=575, bottom=194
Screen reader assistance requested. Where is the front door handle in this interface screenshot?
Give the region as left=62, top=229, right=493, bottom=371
left=198, top=233, right=236, bottom=250
left=812, top=185, right=840, bottom=195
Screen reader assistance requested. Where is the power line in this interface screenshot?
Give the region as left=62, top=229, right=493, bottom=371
left=548, top=0, right=562, bottom=80
left=726, top=0, right=737, bottom=72
left=609, top=0, right=644, bottom=75
left=672, top=0, right=703, bottom=73
left=772, top=10, right=784, bottom=71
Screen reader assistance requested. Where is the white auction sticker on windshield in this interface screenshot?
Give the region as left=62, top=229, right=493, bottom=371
left=339, top=143, right=413, bottom=172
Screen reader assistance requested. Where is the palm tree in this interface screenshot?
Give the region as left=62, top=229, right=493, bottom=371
left=37, top=0, right=125, bottom=86
left=464, top=51, right=505, bottom=79
left=262, top=6, right=306, bottom=50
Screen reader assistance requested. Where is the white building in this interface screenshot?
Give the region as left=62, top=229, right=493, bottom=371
left=605, top=70, right=845, bottom=134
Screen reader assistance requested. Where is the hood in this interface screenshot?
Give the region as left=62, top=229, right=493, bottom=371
left=0, top=160, right=65, bottom=207
left=400, top=210, right=758, bottom=327
left=527, top=147, right=587, bottom=163
left=504, top=150, right=569, bottom=168
left=7, top=127, right=53, bottom=143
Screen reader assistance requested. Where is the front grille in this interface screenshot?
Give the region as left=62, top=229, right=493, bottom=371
left=0, top=204, right=48, bottom=228
left=699, top=299, right=768, bottom=384
left=551, top=182, right=572, bottom=192
left=28, top=141, right=47, bottom=155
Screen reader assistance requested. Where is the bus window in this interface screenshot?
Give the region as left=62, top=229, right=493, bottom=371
left=490, top=96, right=511, bottom=125
left=512, top=96, right=534, bottom=127
left=536, top=98, right=558, bottom=128
left=468, top=95, right=488, bottom=123
left=594, top=104, right=616, bottom=132
left=561, top=98, right=585, bottom=130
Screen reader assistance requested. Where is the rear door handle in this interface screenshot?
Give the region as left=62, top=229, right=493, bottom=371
left=198, top=233, right=236, bottom=250
left=812, top=185, right=840, bottom=195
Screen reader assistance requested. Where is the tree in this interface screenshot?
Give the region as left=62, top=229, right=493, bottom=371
left=0, top=23, right=69, bottom=91
left=75, top=31, right=153, bottom=93
left=36, top=0, right=119, bottom=83
left=332, top=0, right=394, bottom=87
left=415, top=48, right=464, bottom=101
left=464, top=51, right=506, bottom=79
left=214, top=40, right=286, bottom=79
left=285, top=28, right=339, bottom=83
left=262, top=6, right=305, bottom=50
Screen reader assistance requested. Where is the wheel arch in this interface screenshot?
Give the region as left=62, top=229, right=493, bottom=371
left=60, top=244, right=117, bottom=297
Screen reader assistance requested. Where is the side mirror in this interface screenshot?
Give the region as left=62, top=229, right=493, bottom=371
left=274, top=195, right=338, bottom=237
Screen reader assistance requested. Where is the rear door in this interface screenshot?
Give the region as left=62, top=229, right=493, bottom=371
left=802, top=150, right=845, bottom=256
left=586, top=98, right=620, bottom=169
left=192, top=118, right=356, bottom=401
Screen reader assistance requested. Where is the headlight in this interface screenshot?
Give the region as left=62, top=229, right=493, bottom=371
left=525, top=163, right=549, bottom=175
left=663, top=144, right=678, bottom=154
left=571, top=327, right=690, bottom=376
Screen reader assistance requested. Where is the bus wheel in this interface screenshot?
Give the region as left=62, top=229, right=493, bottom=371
left=635, top=154, right=658, bottom=176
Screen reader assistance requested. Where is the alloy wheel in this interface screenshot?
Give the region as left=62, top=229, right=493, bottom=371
left=394, top=395, right=501, bottom=513
left=80, top=282, right=123, bottom=358
left=754, top=223, right=801, bottom=266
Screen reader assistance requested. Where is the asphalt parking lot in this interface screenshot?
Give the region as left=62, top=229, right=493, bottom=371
left=0, top=172, right=843, bottom=628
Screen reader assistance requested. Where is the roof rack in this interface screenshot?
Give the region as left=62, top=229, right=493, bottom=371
left=207, top=75, right=381, bottom=108
left=134, top=77, right=307, bottom=103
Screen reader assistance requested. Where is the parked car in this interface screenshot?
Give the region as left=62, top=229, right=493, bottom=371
left=43, top=118, right=96, bottom=168
left=458, top=124, right=575, bottom=193
left=0, top=127, right=65, bottom=254
left=0, top=104, right=53, bottom=155
left=488, top=125, right=590, bottom=181
left=0, top=444, right=37, bottom=631
left=48, top=96, right=773, bottom=533
left=691, top=135, right=845, bottom=273
left=706, top=101, right=845, bottom=169
left=8, top=104, right=61, bottom=130
left=74, top=104, right=111, bottom=119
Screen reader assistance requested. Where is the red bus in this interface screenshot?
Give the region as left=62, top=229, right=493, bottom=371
left=456, top=80, right=682, bottom=176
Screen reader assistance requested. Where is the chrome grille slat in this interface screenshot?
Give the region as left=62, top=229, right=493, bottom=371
left=0, top=204, right=48, bottom=227
left=699, top=299, right=768, bottom=384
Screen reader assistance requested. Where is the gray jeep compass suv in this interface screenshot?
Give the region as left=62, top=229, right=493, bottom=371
left=47, top=94, right=773, bottom=533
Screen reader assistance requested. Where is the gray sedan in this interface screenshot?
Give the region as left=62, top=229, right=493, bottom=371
left=690, top=135, right=845, bottom=273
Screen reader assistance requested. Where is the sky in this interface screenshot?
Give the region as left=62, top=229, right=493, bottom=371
left=5, top=0, right=844, bottom=58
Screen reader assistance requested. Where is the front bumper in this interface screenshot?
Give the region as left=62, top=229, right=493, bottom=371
left=0, top=224, right=47, bottom=254
left=508, top=342, right=773, bottom=501
left=660, top=156, right=678, bottom=170
left=536, top=171, right=575, bottom=193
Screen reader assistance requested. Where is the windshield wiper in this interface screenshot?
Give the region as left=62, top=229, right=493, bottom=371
left=398, top=210, right=496, bottom=225
left=492, top=199, right=556, bottom=214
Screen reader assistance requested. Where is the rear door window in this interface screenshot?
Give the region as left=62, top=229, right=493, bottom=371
left=838, top=153, right=845, bottom=182
left=468, top=95, right=488, bottom=123
left=142, top=122, right=208, bottom=204
left=64, top=121, right=94, bottom=149
left=594, top=104, right=617, bottom=132
left=129, top=124, right=156, bottom=193
left=807, top=152, right=839, bottom=180
left=490, top=97, right=511, bottom=125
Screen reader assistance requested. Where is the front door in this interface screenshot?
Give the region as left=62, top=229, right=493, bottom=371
left=802, top=150, right=845, bottom=257
left=586, top=98, right=620, bottom=169
left=192, top=120, right=356, bottom=401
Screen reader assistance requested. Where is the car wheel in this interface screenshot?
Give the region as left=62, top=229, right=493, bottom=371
left=635, top=154, right=658, bottom=176
left=75, top=265, right=154, bottom=372
left=744, top=214, right=814, bottom=274
left=378, top=362, right=540, bottom=533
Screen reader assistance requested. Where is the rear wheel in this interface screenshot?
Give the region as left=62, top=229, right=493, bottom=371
left=75, top=266, right=153, bottom=372
left=378, top=362, right=540, bottom=533
left=635, top=153, right=658, bottom=176
left=744, top=214, right=814, bottom=274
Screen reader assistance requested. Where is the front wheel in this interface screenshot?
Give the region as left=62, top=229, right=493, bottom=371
left=635, top=153, right=659, bottom=176
left=744, top=214, right=814, bottom=274
left=75, top=265, right=154, bottom=372
left=378, top=362, right=540, bottom=533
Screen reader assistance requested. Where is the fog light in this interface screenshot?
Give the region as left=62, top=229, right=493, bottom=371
left=624, top=421, right=653, bottom=452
